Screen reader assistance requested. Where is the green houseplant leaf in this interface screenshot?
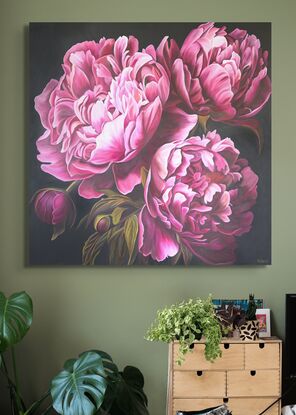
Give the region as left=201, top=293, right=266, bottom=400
left=89, top=350, right=119, bottom=383
left=51, top=351, right=108, bottom=415
left=108, top=366, right=149, bottom=415
left=146, top=296, right=222, bottom=365
left=0, top=291, right=33, bottom=352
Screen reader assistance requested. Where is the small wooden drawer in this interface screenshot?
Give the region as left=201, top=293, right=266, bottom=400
left=228, top=398, right=280, bottom=415
left=172, top=398, right=280, bottom=415
left=227, top=370, right=280, bottom=397
left=173, top=343, right=244, bottom=370
left=173, top=371, right=226, bottom=398
left=173, top=398, right=224, bottom=412
left=245, top=343, right=280, bottom=369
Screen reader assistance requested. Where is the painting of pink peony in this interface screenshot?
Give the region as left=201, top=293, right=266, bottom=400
left=28, top=22, right=271, bottom=266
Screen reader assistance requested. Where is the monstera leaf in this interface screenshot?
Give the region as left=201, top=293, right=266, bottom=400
left=0, top=291, right=33, bottom=352
left=51, top=351, right=113, bottom=415
left=89, top=350, right=119, bottom=383
left=109, top=366, right=149, bottom=415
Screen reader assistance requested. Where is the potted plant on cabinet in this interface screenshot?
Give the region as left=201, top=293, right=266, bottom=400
left=0, top=291, right=149, bottom=415
left=145, top=296, right=222, bottom=365
left=238, top=293, right=260, bottom=340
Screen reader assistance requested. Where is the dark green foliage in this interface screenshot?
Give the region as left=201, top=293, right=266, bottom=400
left=0, top=291, right=149, bottom=415
left=103, top=366, right=149, bottom=415
left=0, top=291, right=33, bottom=352
left=246, top=294, right=257, bottom=321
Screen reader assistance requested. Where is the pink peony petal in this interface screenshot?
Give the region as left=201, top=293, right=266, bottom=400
left=156, top=36, right=180, bottom=79
left=172, top=59, right=193, bottom=109
left=37, top=131, right=74, bottom=181
left=78, top=170, right=114, bottom=199
left=91, top=100, right=109, bottom=134
left=138, top=206, right=179, bottom=261
left=242, top=70, right=271, bottom=118
left=114, top=36, right=128, bottom=66
left=182, top=234, right=237, bottom=265
left=66, top=47, right=99, bottom=95
left=113, top=157, right=143, bottom=195
left=146, top=107, right=197, bottom=160
left=130, top=98, right=163, bottom=150
left=90, top=115, right=125, bottom=164
left=200, top=63, right=236, bottom=120
left=34, top=79, right=58, bottom=129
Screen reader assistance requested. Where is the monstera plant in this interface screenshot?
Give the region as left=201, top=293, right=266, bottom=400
left=0, top=291, right=149, bottom=415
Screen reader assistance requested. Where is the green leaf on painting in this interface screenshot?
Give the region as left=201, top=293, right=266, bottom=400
left=51, top=222, right=66, bottom=241
left=0, top=291, right=33, bottom=353
left=181, top=244, right=192, bottom=265
left=140, top=167, right=148, bottom=188
left=170, top=250, right=182, bottom=265
left=111, top=207, right=126, bottom=225
left=86, top=195, right=137, bottom=228
left=124, top=215, right=139, bottom=265
left=97, top=189, right=126, bottom=198
left=51, top=351, right=107, bottom=415
left=107, top=226, right=128, bottom=265
left=82, top=232, right=107, bottom=265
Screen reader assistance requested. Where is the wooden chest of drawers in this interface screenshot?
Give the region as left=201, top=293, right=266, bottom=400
left=167, top=338, right=282, bottom=415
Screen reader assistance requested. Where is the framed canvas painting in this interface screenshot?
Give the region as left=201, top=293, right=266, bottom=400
left=28, top=22, right=271, bottom=266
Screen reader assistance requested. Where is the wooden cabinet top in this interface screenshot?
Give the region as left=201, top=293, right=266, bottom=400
left=172, top=336, right=282, bottom=344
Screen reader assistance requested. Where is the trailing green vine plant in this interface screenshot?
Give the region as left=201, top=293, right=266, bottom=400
left=146, top=296, right=222, bottom=365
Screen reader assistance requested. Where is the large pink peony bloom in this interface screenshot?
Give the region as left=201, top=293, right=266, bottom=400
left=138, top=130, right=258, bottom=265
left=168, top=22, right=271, bottom=123
left=35, top=36, right=197, bottom=199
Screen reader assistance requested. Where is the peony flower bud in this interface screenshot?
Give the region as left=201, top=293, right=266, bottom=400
left=34, top=188, right=76, bottom=226
left=94, top=216, right=111, bottom=233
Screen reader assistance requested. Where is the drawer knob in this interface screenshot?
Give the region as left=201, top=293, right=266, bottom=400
left=250, top=370, right=256, bottom=376
left=196, top=371, right=203, bottom=376
left=189, top=343, right=195, bottom=350
left=223, top=398, right=229, bottom=403
left=259, top=343, right=265, bottom=349
left=224, top=343, right=230, bottom=349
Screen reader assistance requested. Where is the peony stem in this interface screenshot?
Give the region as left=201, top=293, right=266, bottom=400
left=66, top=181, right=79, bottom=193
left=141, top=167, right=148, bottom=187
left=199, top=115, right=210, bottom=134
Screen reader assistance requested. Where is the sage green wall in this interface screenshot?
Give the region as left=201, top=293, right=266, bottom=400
left=1, top=0, right=296, bottom=413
